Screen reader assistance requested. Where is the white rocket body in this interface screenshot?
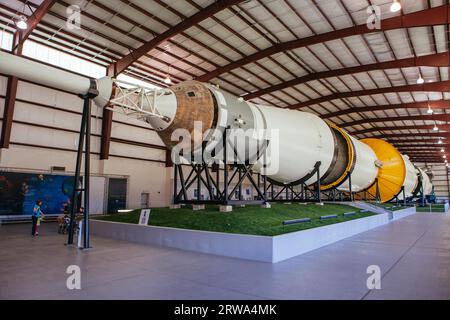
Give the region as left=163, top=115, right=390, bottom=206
left=0, top=51, right=433, bottom=200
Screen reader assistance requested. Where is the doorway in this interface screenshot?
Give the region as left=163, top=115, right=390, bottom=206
left=107, top=178, right=127, bottom=213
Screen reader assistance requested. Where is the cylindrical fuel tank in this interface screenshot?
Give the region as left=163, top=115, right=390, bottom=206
left=251, top=104, right=336, bottom=185
left=155, top=82, right=337, bottom=185
left=398, top=155, right=418, bottom=200
left=419, top=168, right=433, bottom=195
left=337, top=135, right=379, bottom=193
left=0, top=51, right=113, bottom=108
left=361, top=138, right=406, bottom=203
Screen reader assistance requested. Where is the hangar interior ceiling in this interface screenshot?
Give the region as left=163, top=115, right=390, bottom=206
left=0, top=0, right=450, bottom=164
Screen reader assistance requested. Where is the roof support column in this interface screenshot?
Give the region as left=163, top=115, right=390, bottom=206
left=1, top=35, right=22, bottom=149
left=100, top=66, right=115, bottom=160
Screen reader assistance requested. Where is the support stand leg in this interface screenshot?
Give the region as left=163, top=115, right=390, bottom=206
left=67, top=86, right=98, bottom=249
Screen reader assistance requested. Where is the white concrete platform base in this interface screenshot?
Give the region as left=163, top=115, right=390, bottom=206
left=236, top=204, right=246, bottom=208
left=169, top=204, right=181, bottom=209
left=219, top=205, right=233, bottom=213
left=390, top=206, right=416, bottom=221
left=192, top=204, right=205, bottom=211
left=261, top=203, right=271, bottom=209
left=91, top=207, right=416, bottom=263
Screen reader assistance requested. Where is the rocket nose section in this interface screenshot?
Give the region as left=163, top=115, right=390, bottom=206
left=144, top=90, right=178, bottom=131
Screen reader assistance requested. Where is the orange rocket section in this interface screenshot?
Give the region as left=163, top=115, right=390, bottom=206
left=361, top=138, right=406, bottom=203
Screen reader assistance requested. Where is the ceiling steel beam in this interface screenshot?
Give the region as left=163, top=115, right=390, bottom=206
left=352, top=124, right=450, bottom=135
left=196, top=4, right=450, bottom=82
left=371, top=132, right=450, bottom=139
left=244, top=52, right=450, bottom=100
left=323, top=100, right=450, bottom=119
left=110, top=0, right=244, bottom=75
left=409, top=159, right=446, bottom=163
left=291, top=80, right=450, bottom=110
left=13, top=0, right=57, bottom=53
left=389, top=138, right=447, bottom=144
left=398, top=147, right=450, bottom=152
left=342, top=114, right=450, bottom=128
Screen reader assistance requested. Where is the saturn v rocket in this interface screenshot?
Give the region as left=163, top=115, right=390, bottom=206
left=0, top=51, right=433, bottom=202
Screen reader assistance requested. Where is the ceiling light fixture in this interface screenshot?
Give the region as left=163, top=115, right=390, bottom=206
left=15, top=15, right=27, bottom=30
left=417, top=75, right=425, bottom=84
left=427, top=105, right=433, bottom=114
left=164, top=65, right=172, bottom=85
left=390, top=0, right=402, bottom=12
left=441, top=148, right=445, bottom=152
left=438, top=139, right=443, bottom=144
left=444, top=155, right=447, bottom=159
left=433, top=125, right=439, bottom=131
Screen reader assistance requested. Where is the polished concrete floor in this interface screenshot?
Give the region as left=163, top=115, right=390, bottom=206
left=1, top=213, right=450, bottom=300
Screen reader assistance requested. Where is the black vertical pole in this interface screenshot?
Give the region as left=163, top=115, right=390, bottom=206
left=197, top=164, right=201, bottom=202
left=263, top=141, right=267, bottom=202
left=375, top=178, right=381, bottom=203
left=67, top=100, right=87, bottom=245
left=223, top=130, right=228, bottom=204
left=173, top=165, right=178, bottom=203
left=271, top=184, right=274, bottom=201
left=68, top=83, right=98, bottom=247
left=316, top=164, right=321, bottom=203
left=301, top=183, right=304, bottom=201
left=348, top=172, right=353, bottom=202
left=216, top=164, right=220, bottom=199
left=421, top=185, right=425, bottom=206
left=402, top=186, right=406, bottom=206
left=83, top=97, right=91, bottom=249
left=238, top=166, right=242, bottom=200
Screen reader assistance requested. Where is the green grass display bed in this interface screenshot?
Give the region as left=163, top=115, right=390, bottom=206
left=416, top=204, right=447, bottom=213
left=96, top=204, right=376, bottom=236
left=375, top=203, right=412, bottom=211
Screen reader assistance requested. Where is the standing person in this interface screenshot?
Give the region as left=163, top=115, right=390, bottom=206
left=31, top=200, right=44, bottom=236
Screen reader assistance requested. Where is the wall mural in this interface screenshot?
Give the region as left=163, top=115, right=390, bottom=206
left=0, top=172, right=79, bottom=216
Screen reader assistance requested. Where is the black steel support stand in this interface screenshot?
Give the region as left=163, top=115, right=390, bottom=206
left=347, top=172, right=353, bottom=202
left=420, top=185, right=425, bottom=207
left=375, top=178, right=381, bottom=203
left=171, top=129, right=268, bottom=206
left=67, top=86, right=98, bottom=249
left=316, top=164, right=322, bottom=203
left=402, top=186, right=406, bottom=206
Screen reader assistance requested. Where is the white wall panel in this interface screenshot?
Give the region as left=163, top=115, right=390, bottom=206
left=0, top=97, right=4, bottom=116
left=0, top=75, right=7, bottom=95
left=109, top=141, right=165, bottom=161
left=16, top=81, right=83, bottom=113
left=110, top=121, right=163, bottom=146
left=10, top=122, right=102, bottom=152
